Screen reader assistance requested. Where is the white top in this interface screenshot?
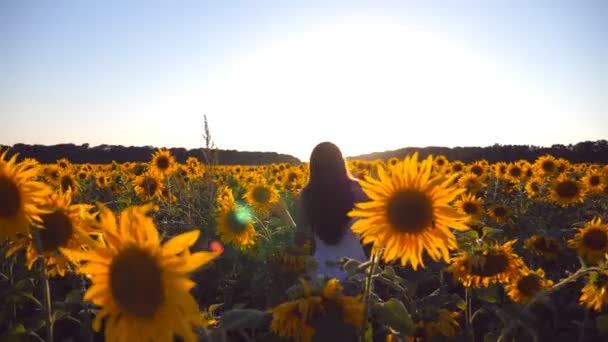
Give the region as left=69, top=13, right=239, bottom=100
left=310, top=217, right=367, bottom=282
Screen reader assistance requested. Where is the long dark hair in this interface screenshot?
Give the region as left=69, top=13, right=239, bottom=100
left=299, top=142, right=357, bottom=245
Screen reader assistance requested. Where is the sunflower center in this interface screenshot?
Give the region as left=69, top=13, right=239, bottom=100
left=142, top=177, right=158, bottom=196
left=386, top=190, right=433, bottom=233
left=582, top=228, right=608, bottom=251
left=61, top=175, right=74, bottom=190
left=252, top=186, right=271, bottom=204
left=462, top=202, right=479, bottom=215
left=470, top=252, right=509, bottom=277
left=226, top=208, right=250, bottom=233
left=541, top=161, right=555, bottom=173
left=471, top=165, right=483, bottom=177
left=156, top=157, right=170, bottom=170
left=509, top=167, right=522, bottom=177
left=555, top=180, right=579, bottom=199
left=517, top=274, right=542, bottom=297
left=39, top=211, right=74, bottom=252
left=452, top=164, right=463, bottom=172
left=590, top=176, right=601, bottom=186
left=110, top=246, right=164, bottom=319
left=0, top=176, right=21, bottom=218
left=492, top=207, right=507, bottom=217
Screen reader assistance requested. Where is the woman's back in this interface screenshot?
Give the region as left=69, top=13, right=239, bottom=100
left=295, top=142, right=370, bottom=281
left=301, top=179, right=369, bottom=281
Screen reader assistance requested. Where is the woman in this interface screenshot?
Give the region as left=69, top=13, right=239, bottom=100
left=295, top=142, right=370, bottom=282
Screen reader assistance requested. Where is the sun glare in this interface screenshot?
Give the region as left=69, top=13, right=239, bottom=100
left=170, top=16, right=578, bottom=161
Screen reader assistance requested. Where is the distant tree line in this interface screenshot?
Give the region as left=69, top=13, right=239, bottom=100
left=350, top=140, right=608, bottom=164
left=0, top=143, right=301, bottom=165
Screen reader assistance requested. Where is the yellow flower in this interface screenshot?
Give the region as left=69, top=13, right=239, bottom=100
left=149, top=149, right=177, bottom=177
left=457, top=173, right=486, bottom=194
left=268, top=278, right=363, bottom=342
left=133, top=170, right=165, bottom=201
left=568, top=217, right=608, bottom=264
left=0, top=150, right=52, bottom=242
left=487, top=204, right=511, bottom=224
left=548, top=173, right=586, bottom=207
left=455, top=193, right=483, bottom=224
left=448, top=240, right=525, bottom=287
left=216, top=195, right=257, bottom=250
left=580, top=270, right=608, bottom=311
left=76, top=204, right=221, bottom=342
left=582, top=170, right=605, bottom=194
left=408, top=309, right=460, bottom=342
left=524, top=235, right=562, bottom=261
left=505, top=268, right=553, bottom=304
left=6, top=189, right=93, bottom=276
left=348, top=153, right=469, bottom=270
left=243, top=182, right=280, bottom=215
left=534, top=155, right=558, bottom=178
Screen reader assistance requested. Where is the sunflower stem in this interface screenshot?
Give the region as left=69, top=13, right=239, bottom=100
left=465, top=287, right=472, bottom=334
left=524, top=266, right=601, bottom=310
left=31, top=228, right=54, bottom=342
left=360, top=249, right=380, bottom=342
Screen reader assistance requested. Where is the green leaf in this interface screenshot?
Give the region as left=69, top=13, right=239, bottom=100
left=455, top=230, right=479, bottom=245
left=343, top=259, right=362, bottom=277
left=220, top=309, right=272, bottom=331
left=596, top=315, right=608, bottom=335
left=475, top=284, right=502, bottom=304
left=381, top=266, right=396, bottom=280
left=371, top=298, right=413, bottom=335
left=481, top=227, right=503, bottom=242
left=11, top=324, right=26, bottom=334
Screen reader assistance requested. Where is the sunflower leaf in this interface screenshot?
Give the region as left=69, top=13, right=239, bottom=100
left=371, top=298, right=413, bottom=335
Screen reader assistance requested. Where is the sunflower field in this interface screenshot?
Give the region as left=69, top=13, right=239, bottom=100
left=1, top=148, right=608, bottom=342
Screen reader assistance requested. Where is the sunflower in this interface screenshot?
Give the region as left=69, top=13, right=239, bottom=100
left=468, top=161, right=488, bottom=179
left=448, top=240, right=525, bottom=287
left=567, top=217, right=608, bottom=264
left=408, top=309, right=460, bottom=341
left=96, top=173, right=111, bottom=189
left=134, top=170, right=165, bottom=201
left=0, top=151, right=52, bottom=242
left=268, top=277, right=363, bottom=342
left=487, top=204, right=511, bottom=224
left=548, top=173, right=586, bottom=207
left=582, top=170, right=605, bottom=194
left=505, top=268, right=553, bottom=304
left=243, top=182, right=280, bottom=215
left=505, top=163, right=525, bottom=183
left=493, top=162, right=509, bottom=179
left=59, top=171, right=80, bottom=195
left=524, top=178, right=543, bottom=199
left=77, top=168, right=91, bottom=182
left=450, top=161, right=465, bottom=174
left=6, top=189, right=92, bottom=276
left=150, top=149, right=177, bottom=177
left=535, top=155, right=558, bottom=178
left=580, top=270, right=608, bottom=311
left=348, top=153, right=469, bottom=270
left=75, top=204, right=221, bottom=342
left=44, top=165, right=62, bottom=185
left=457, top=173, right=486, bottom=194
left=455, top=193, right=483, bottom=224
left=216, top=195, right=257, bottom=250
left=524, top=235, right=562, bottom=261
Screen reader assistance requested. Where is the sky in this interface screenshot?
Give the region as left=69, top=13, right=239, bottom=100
left=1, top=0, right=606, bottom=161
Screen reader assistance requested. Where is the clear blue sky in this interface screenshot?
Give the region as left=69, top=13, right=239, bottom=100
left=1, top=0, right=606, bottom=161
